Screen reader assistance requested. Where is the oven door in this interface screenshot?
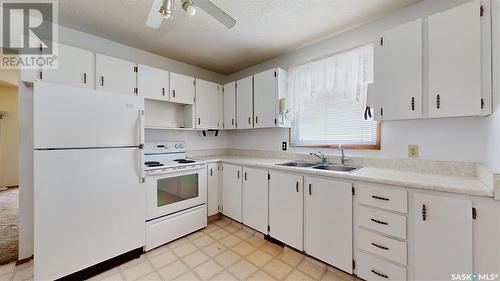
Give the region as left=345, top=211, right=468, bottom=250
left=145, top=165, right=207, bottom=221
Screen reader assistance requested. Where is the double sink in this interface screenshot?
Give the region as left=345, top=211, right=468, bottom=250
left=275, top=161, right=361, bottom=172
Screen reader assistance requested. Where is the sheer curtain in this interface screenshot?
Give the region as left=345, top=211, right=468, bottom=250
left=289, top=44, right=376, bottom=146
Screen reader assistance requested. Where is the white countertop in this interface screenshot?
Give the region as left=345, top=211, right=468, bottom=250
left=197, top=155, right=494, bottom=198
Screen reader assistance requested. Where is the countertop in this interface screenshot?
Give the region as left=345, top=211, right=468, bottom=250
left=196, top=155, right=494, bottom=198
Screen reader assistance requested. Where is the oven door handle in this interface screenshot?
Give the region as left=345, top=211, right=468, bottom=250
left=146, top=165, right=206, bottom=176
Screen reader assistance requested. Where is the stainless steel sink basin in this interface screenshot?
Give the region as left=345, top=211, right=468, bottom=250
left=311, top=164, right=361, bottom=172
left=275, top=161, right=318, bottom=167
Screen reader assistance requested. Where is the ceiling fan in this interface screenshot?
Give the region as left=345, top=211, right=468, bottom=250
left=146, top=0, right=236, bottom=29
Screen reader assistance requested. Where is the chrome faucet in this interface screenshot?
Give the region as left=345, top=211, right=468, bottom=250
left=310, top=151, right=327, bottom=164
left=339, top=144, right=349, bottom=165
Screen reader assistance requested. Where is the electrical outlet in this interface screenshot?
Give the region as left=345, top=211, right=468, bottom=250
left=408, top=144, right=419, bottom=158
left=282, top=141, right=287, bottom=151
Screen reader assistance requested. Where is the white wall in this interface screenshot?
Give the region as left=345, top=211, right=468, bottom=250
left=226, top=0, right=487, bottom=163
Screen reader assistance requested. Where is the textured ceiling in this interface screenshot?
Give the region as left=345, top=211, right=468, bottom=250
left=58, top=0, right=419, bottom=74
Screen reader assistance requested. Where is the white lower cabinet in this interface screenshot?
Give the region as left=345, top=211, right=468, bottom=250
left=357, top=250, right=406, bottom=281
left=304, top=176, right=352, bottom=272
left=221, top=163, right=242, bottom=222
left=207, top=163, right=220, bottom=217
left=413, top=193, right=473, bottom=280
left=268, top=171, right=303, bottom=250
left=242, top=167, right=268, bottom=234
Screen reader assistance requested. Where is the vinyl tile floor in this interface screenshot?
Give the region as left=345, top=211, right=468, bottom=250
left=0, top=217, right=359, bottom=281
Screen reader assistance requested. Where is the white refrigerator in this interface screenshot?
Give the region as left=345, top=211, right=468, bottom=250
left=33, top=81, right=146, bottom=280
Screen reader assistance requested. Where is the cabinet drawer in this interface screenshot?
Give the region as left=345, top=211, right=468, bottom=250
left=357, top=184, right=407, bottom=213
left=356, top=250, right=406, bottom=281
left=357, top=228, right=407, bottom=265
left=357, top=205, right=406, bottom=239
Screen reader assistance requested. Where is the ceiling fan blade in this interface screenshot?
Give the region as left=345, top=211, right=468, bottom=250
left=192, top=0, right=236, bottom=28
left=146, top=0, right=164, bottom=28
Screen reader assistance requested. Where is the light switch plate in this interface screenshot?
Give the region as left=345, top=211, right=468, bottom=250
left=408, top=144, right=419, bottom=158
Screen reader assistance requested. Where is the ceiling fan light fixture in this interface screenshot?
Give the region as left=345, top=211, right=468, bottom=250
left=159, top=0, right=174, bottom=19
left=182, top=0, right=196, bottom=16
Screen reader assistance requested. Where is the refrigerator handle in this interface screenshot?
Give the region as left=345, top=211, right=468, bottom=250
left=139, top=110, right=145, bottom=184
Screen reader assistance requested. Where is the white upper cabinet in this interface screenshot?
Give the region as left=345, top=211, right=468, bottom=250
left=223, top=82, right=237, bottom=129
left=195, top=79, right=220, bottom=129
left=41, top=43, right=95, bottom=89
left=427, top=0, right=482, bottom=118
left=253, top=68, right=288, bottom=128
left=218, top=87, right=224, bottom=129
left=96, top=54, right=137, bottom=95
left=221, top=163, right=242, bottom=222
left=304, top=176, right=352, bottom=273
left=413, top=193, right=473, bottom=280
left=268, top=171, right=303, bottom=250
left=374, top=19, right=422, bottom=121
left=170, top=72, right=195, bottom=105
left=242, top=167, right=268, bottom=234
left=137, top=64, right=169, bottom=101
left=236, top=76, right=254, bottom=129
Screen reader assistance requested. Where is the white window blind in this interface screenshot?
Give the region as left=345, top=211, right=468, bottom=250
left=289, top=44, right=376, bottom=146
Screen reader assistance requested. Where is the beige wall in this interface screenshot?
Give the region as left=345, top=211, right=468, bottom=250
left=0, top=85, right=19, bottom=187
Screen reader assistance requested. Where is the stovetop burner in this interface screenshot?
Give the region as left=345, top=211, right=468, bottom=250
left=174, top=159, right=196, bottom=164
left=145, top=161, right=164, bottom=167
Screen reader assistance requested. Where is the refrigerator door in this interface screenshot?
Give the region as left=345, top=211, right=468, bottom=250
left=34, top=148, right=145, bottom=280
left=34, top=81, right=144, bottom=149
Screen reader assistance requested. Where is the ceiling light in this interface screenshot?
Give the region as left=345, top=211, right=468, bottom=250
left=159, top=0, right=174, bottom=19
left=182, top=0, right=196, bottom=16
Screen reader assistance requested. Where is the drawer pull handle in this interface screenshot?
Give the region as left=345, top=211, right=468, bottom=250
left=370, top=218, right=388, bottom=225
left=371, top=270, right=389, bottom=279
left=371, top=242, right=389, bottom=251
left=422, top=204, right=427, bottom=221
left=372, top=195, right=389, bottom=201
left=296, top=181, right=299, bottom=192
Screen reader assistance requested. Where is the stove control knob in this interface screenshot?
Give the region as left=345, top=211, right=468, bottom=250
left=175, top=144, right=179, bottom=149
left=179, top=144, right=184, bottom=149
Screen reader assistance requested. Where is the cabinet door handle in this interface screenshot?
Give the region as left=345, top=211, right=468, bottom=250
left=172, top=89, right=176, bottom=97
left=422, top=204, right=427, bottom=221
left=371, top=242, right=389, bottom=251
left=308, top=184, right=312, bottom=195
left=162, top=87, right=165, bottom=96
left=380, top=107, right=384, bottom=116
left=248, top=117, right=251, bottom=124
left=101, top=76, right=104, bottom=86
left=371, top=270, right=389, bottom=279
left=244, top=172, right=247, bottom=181
left=198, top=118, right=201, bottom=125
left=83, top=73, right=87, bottom=84
left=237, top=170, right=240, bottom=179
left=255, top=116, right=258, bottom=124
left=210, top=168, right=213, bottom=176
left=411, top=96, right=415, bottom=111
left=370, top=218, right=388, bottom=225
left=371, top=195, right=389, bottom=201
left=232, top=118, right=234, bottom=126
left=436, top=94, right=441, bottom=109
left=296, top=181, right=299, bottom=192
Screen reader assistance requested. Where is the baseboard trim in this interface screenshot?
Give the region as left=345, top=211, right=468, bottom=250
left=16, top=255, right=33, bottom=266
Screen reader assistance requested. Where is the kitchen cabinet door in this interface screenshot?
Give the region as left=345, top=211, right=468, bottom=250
left=427, top=0, right=481, bottom=118
left=242, top=167, right=268, bottom=234
left=413, top=193, right=472, bottom=280
left=218, top=87, right=224, bottom=129
left=221, top=163, right=242, bottom=222
left=96, top=54, right=137, bottom=95
left=42, top=43, right=95, bottom=89
left=170, top=72, right=195, bottom=104
left=195, top=79, right=220, bottom=129
left=207, top=163, right=220, bottom=217
left=374, top=19, right=422, bottom=121
left=137, top=64, right=169, bottom=101
left=304, top=176, right=352, bottom=273
left=223, top=82, right=236, bottom=129
left=268, top=170, right=303, bottom=250
left=253, top=69, right=278, bottom=128
left=236, top=76, right=253, bottom=129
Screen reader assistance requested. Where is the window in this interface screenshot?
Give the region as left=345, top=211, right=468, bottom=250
left=289, top=44, right=378, bottom=148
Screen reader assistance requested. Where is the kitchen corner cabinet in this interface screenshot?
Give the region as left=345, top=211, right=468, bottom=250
left=374, top=19, right=422, bottom=121
left=413, top=193, right=472, bottom=280
left=195, top=79, right=221, bottom=129
left=137, top=64, right=169, bottom=101
left=223, top=82, right=237, bottom=129
left=207, top=163, right=220, bottom=217
left=304, top=176, right=352, bottom=273
left=221, top=163, right=243, bottom=222
left=170, top=72, right=195, bottom=105
left=41, top=43, right=95, bottom=89
left=242, top=167, right=268, bottom=234
left=236, top=76, right=254, bottom=129
left=96, top=54, right=137, bottom=95
left=253, top=68, right=287, bottom=128
left=268, top=171, right=303, bottom=250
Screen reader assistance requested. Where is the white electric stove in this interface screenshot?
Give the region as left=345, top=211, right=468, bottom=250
left=144, top=141, right=207, bottom=251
